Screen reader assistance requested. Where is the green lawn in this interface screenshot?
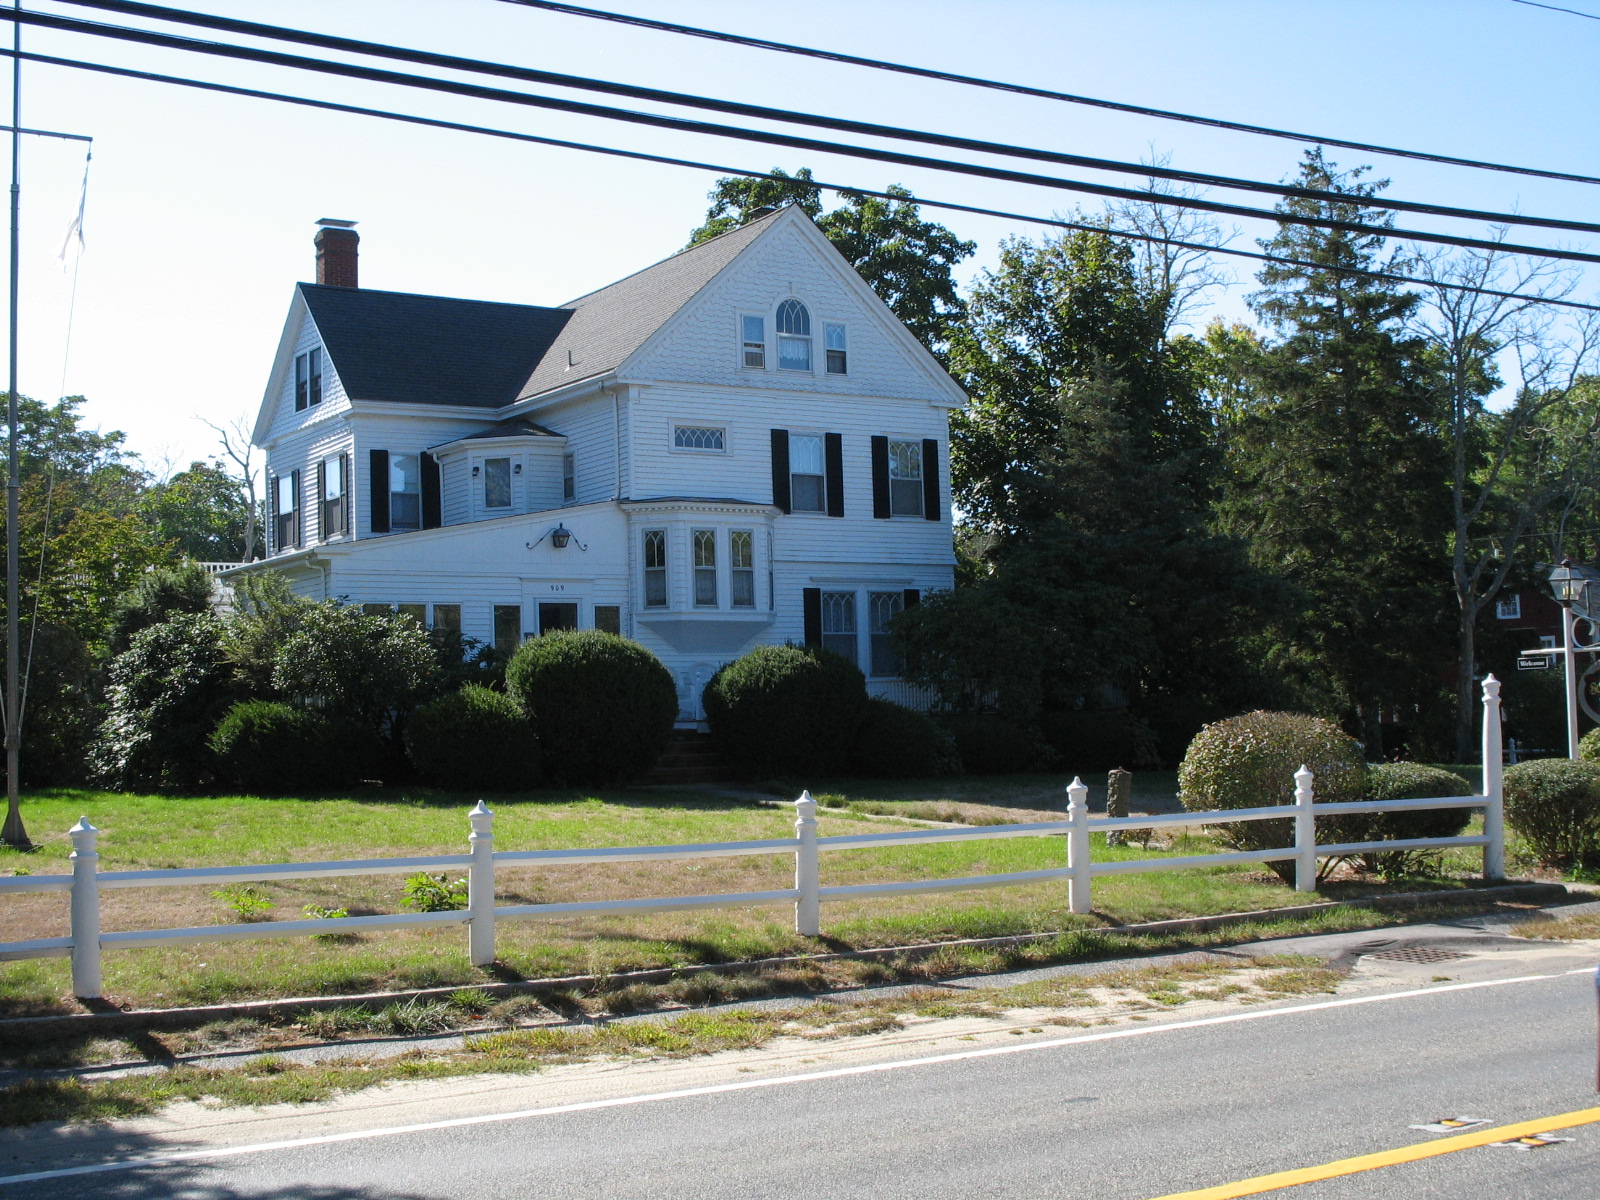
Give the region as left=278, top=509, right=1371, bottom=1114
left=0, top=782, right=1497, bottom=1016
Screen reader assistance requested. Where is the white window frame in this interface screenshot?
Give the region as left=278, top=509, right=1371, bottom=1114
left=643, top=529, right=668, bottom=609
left=867, top=591, right=905, bottom=678
left=730, top=530, right=755, bottom=609
left=825, top=323, right=848, bottom=375
left=820, top=590, right=857, bottom=664
left=740, top=313, right=767, bottom=369
left=692, top=529, right=718, bottom=607
left=672, top=425, right=727, bottom=453
left=390, top=453, right=422, bottom=532
left=562, top=452, right=576, bottom=502
left=887, top=438, right=925, bottom=518
left=789, top=431, right=827, bottom=514
left=1495, top=594, right=1522, bottom=620
left=776, top=299, right=813, bottom=372
left=483, top=456, right=513, bottom=511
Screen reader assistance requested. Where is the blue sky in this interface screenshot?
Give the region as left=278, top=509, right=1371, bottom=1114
left=9, top=0, right=1599, bottom=469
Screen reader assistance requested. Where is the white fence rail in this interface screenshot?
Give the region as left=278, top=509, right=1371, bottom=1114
left=0, top=679, right=1507, bottom=1000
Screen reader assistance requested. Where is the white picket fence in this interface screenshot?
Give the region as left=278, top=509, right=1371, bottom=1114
left=0, top=679, right=1507, bottom=1001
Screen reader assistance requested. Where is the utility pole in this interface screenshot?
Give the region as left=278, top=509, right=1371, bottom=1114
left=2, top=0, right=25, bottom=850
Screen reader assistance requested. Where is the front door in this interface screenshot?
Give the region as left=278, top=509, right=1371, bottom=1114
left=538, top=602, right=579, bottom=635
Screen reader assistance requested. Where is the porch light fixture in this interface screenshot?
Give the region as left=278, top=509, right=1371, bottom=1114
left=1531, top=558, right=1600, bottom=757
left=526, top=523, right=587, bottom=552
left=1550, top=559, right=1588, bottom=608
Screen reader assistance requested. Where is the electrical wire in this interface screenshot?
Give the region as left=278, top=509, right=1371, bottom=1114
left=1509, top=0, right=1600, bottom=19
left=498, top=0, right=1600, bottom=187
left=12, top=12, right=1600, bottom=265
left=13, top=47, right=1600, bottom=315
left=44, top=0, right=1600, bottom=238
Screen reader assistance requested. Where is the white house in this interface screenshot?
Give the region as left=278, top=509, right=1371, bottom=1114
left=230, top=207, right=962, bottom=722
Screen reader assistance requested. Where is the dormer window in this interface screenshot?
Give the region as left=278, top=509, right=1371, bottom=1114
left=776, top=300, right=811, bottom=371
left=741, top=315, right=766, bottom=368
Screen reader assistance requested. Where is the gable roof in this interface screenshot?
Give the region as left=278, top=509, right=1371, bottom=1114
left=515, top=208, right=781, bottom=399
left=299, top=283, right=569, bottom=409
left=462, top=417, right=562, bottom=440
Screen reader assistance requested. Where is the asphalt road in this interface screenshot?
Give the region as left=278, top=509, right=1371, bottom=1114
left=4, top=948, right=1597, bottom=1200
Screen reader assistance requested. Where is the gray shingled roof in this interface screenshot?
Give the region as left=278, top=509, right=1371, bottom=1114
left=516, top=210, right=781, bottom=399
left=299, top=284, right=569, bottom=408
left=462, top=418, right=562, bottom=439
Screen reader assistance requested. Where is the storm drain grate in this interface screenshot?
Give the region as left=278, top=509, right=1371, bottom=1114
left=1364, top=947, right=1470, bottom=964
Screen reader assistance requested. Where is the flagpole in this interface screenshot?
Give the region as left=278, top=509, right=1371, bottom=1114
left=2, top=0, right=27, bottom=851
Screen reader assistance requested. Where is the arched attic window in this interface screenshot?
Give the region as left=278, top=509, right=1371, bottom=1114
left=776, top=299, right=812, bottom=371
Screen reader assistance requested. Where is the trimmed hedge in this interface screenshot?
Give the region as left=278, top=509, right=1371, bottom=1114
left=850, top=697, right=959, bottom=778
left=209, top=701, right=382, bottom=794
left=1579, top=727, right=1600, bottom=765
left=1504, top=757, right=1600, bottom=870
left=938, top=713, right=1056, bottom=775
left=1357, top=762, right=1474, bottom=878
left=702, top=645, right=867, bottom=778
left=505, top=631, right=677, bottom=785
left=1178, top=711, right=1366, bottom=885
left=405, top=685, right=540, bottom=791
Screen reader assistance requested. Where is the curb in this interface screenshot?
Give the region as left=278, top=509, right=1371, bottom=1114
left=0, top=881, right=1569, bottom=1041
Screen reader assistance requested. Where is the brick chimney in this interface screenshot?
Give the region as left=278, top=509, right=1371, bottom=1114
left=314, top=218, right=358, bottom=287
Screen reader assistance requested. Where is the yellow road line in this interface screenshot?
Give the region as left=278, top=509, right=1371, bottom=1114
left=1148, top=1105, right=1600, bottom=1199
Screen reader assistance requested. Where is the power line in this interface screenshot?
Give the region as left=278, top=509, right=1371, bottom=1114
left=1510, top=0, right=1600, bottom=19
left=498, top=0, right=1600, bottom=188
left=15, top=48, right=1600, bottom=315
left=14, top=11, right=1600, bottom=265
left=46, top=0, right=1600, bottom=239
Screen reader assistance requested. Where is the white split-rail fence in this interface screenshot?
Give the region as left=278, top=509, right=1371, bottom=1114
left=0, top=679, right=1509, bottom=1001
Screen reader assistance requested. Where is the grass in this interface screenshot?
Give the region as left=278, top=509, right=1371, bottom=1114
left=1512, top=912, right=1600, bottom=940
left=0, top=784, right=1501, bottom=1017
left=0, top=954, right=1345, bottom=1127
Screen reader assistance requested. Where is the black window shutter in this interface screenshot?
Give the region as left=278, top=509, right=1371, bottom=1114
left=770, top=429, right=791, bottom=514
left=267, top=475, right=278, bottom=554
left=922, top=439, right=940, bottom=521
left=870, top=435, right=891, bottom=519
left=802, top=587, right=822, bottom=648
left=339, top=454, right=350, bottom=534
left=421, top=452, right=442, bottom=529
left=370, top=449, right=391, bottom=533
left=903, top=588, right=920, bottom=609
left=824, top=432, right=844, bottom=518
left=316, top=460, right=326, bottom=541
left=289, top=469, right=301, bottom=548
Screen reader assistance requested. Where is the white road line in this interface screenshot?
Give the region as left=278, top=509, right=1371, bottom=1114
left=2, top=966, right=1591, bottom=1187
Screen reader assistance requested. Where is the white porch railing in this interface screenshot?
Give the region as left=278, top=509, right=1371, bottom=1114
left=0, top=678, right=1506, bottom=1001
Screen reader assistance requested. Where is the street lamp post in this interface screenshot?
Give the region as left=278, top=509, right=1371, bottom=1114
left=1538, top=560, right=1600, bottom=759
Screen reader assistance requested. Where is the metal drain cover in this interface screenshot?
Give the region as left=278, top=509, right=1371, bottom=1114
left=1365, top=947, right=1470, bottom=964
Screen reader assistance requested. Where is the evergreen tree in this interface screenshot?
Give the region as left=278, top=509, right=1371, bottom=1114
left=1219, top=149, right=1453, bottom=755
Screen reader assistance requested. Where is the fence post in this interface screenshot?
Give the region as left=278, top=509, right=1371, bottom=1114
left=794, top=791, right=820, bottom=937
left=1293, top=766, right=1316, bottom=893
left=1066, top=777, right=1091, bottom=915
left=68, top=817, right=101, bottom=999
left=1481, top=674, right=1505, bottom=882
left=467, top=801, right=496, bottom=967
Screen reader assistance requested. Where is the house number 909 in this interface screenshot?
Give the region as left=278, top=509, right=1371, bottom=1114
left=548, top=584, right=566, bottom=592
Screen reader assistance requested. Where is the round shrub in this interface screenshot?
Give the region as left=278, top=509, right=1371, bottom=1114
left=1178, top=711, right=1366, bottom=884
left=1358, top=762, right=1474, bottom=878
left=850, top=697, right=959, bottom=778
left=1504, top=757, right=1600, bottom=870
left=701, top=645, right=867, bottom=778
left=272, top=603, right=442, bottom=734
left=505, top=630, right=677, bottom=785
left=405, top=685, right=540, bottom=791
left=937, top=713, right=1056, bottom=775
left=1578, top=727, right=1600, bottom=765
left=93, top=612, right=237, bottom=793
left=209, top=701, right=382, bottom=794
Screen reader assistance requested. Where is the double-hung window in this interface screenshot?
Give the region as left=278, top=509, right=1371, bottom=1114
left=790, top=433, right=826, bottom=513
left=493, top=605, right=522, bottom=655
left=484, top=457, right=512, bottom=510
left=293, top=349, right=323, bottom=410
left=643, top=529, right=668, bottom=608
left=273, top=472, right=298, bottom=551
left=777, top=299, right=812, bottom=371
left=741, top=315, right=766, bottom=368
left=693, top=529, right=717, bottom=607
left=390, top=454, right=421, bottom=531
left=730, top=530, right=755, bottom=608
left=821, top=591, right=857, bottom=664
left=888, top=440, right=925, bottom=517
left=320, top=453, right=347, bottom=538
left=825, top=324, right=847, bottom=374
left=868, top=592, right=905, bottom=677
left=1496, top=595, right=1522, bottom=620
left=562, top=453, right=575, bottom=502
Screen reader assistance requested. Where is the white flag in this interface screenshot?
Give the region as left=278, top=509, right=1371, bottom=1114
left=57, top=150, right=90, bottom=271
